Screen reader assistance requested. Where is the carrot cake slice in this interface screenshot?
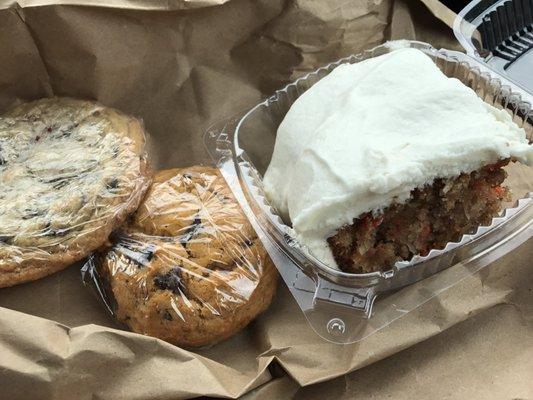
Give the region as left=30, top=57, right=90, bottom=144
left=263, top=47, right=532, bottom=273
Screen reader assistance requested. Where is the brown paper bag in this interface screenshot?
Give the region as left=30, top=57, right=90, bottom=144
left=0, top=1, right=531, bottom=399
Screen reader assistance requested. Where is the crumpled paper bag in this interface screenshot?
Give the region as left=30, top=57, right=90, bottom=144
left=0, top=0, right=531, bottom=399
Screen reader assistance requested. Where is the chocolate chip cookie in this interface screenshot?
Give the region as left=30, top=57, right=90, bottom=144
left=89, top=166, right=277, bottom=347
left=0, top=97, right=151, bottom=287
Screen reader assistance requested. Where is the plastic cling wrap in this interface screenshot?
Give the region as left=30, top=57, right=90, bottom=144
left=0, top=97, right=151, bottom=288
left=83, top=166, right=278, bottom=348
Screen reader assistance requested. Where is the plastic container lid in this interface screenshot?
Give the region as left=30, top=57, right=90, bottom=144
left=205, top=41, right=533, bottom=344
left=454, top=0, right=533, bottom=92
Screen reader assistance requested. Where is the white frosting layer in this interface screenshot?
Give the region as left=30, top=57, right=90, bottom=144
left=263, top=48, right=533, bottom=268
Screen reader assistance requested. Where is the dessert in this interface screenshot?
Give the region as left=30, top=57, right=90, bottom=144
left=263, top=48, right=533, bottom=273
left=90, top=167, right=278, bottom=347
left=0, top=97, right=150, bottom=287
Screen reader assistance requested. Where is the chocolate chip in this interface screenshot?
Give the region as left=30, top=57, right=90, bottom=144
left=48, top=172, right=83, bottom=189
left=244, top=238, right=253, bottom=247
left=0, top=235, right=13, bottom=244
left=43, top=222, right=53, bottom=235
left=46, top=176, right=66, bottom=184
left=145, top=244, right=156, bottom=262
left=181, top=216, right=202, bottom=245
left=153, top=267, right=186, bottom=295
left=106, top=179, right=119, bottom=190
left=22, top=209, right=42, bottom=220
left=60, top=130, right=71, bottom=138
left=43, top=222, right=68, bottom=237
left=116, top=242, right=155, bottom=268
left=45, top=176, right=71, bottom=189
left=51, top=228, right=69, bottom=236
left=163, top=310, right=173, bottom=321
left=52, top=180, right=69, bottom=189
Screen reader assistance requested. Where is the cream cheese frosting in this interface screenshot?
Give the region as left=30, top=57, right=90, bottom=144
left=263, top=47, right=533, bottom=268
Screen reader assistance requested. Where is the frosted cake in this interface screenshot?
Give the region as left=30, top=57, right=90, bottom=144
left=263, top=48, right=533, bottom=273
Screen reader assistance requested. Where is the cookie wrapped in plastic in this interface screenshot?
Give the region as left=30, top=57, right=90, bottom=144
left=83, top=167, right=278, bottom=348
left=0, top=97, right=151, bottom=288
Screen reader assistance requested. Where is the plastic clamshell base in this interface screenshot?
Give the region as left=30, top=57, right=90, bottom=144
left=204, top=40, right=533, bottom=344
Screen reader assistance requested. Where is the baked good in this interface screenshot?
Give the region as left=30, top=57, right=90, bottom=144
left=327, top=161, right=510, bottom=272
left=0, top=97, right=150, bottom=287
left=263, top=47, right=533, bottom=273
left=90, top=166, right=277, bottom=347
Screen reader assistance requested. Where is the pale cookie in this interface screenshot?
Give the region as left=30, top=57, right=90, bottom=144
left=0, top=97, right=151, bottom=287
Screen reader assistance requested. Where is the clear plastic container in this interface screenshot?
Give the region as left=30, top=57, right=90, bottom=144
left=454, top=0, right=533, bottom=92
left=204, top=40, right=533, bottom=344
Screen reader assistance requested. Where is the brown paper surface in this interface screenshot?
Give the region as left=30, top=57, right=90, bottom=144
left=243, top=266, right=533, bottom=400
left=418, top=0, right=456, bottom=28
left=0, top=0, right=532, bottom=399
left=0, top=0, right=230, bottom=11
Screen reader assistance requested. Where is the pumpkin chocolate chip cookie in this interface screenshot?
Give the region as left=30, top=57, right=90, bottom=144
left=0, top=97, right=150, bottom=287
left=88, top=166, right=278, bottom=348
